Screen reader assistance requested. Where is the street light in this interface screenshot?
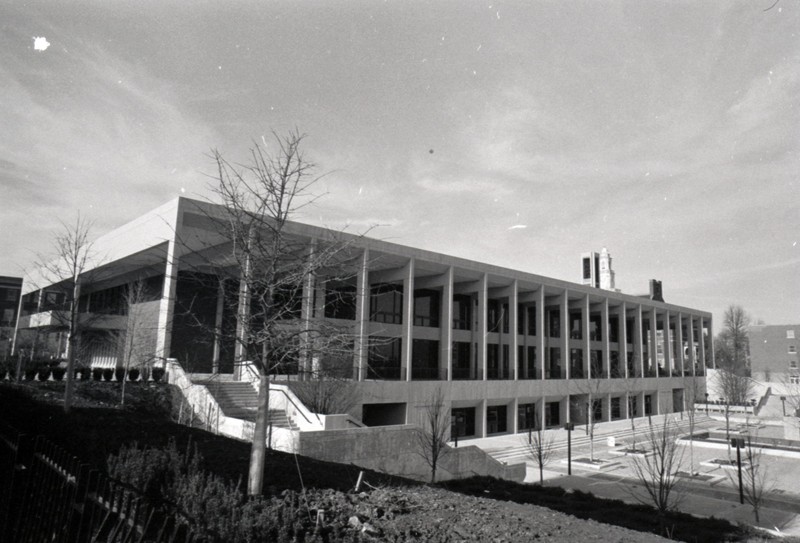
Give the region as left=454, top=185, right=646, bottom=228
left=704, top=393, right=709, bottom=415
left=564, top=422, right=575, bottom=475
left=731, top=436, right=745, bottom=505
left=780, top=396, right=787, bottom=417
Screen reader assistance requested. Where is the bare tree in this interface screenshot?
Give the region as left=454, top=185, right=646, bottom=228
left=778, top=374, right=800, bottom=418
left=572, top=352, right=606, bottom=461
left=28, top=216, right=99, bottom=414
left=682, top=376, right=703, bottom=476
left=715, top=305, right=751, bottom=376
left=192, top=130, right=360, bottom=496
left=289, top=353, right=358, bottom=414
left=415, top=386, right=451, bottom=483
left=522, top=428, right=556, bottom=484
left=617, top=356, right=644, bottom=452
left=116, top=279, right=159, bottom=407
left=739, top=433, right=771, bottom=524
left=629, top=416, right=685, bottom=519
left=717, top=368, right=756, bottom=457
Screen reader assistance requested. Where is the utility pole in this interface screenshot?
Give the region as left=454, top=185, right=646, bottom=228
left=565, top=422, right=575, bottom=475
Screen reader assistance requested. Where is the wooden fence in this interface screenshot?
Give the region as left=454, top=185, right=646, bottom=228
left=0, top=420, right=201, bottom=542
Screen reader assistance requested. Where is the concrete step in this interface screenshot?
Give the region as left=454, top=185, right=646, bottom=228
left=199, top=379, right=296, bottom=430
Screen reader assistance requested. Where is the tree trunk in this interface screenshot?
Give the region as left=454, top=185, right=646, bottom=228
left=248, top=372, right=270, bottom=496
left=64, top=279, right=81, bottom=414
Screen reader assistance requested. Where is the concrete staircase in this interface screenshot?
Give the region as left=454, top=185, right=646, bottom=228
left=195, top=379, right=297, bottom=430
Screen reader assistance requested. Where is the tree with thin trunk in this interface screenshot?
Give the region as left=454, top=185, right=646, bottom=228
left=289, top=352, right=358, bottom=415
left=189, top=130, right=360, bottom=496
left=116, top=279, right=158, bottom=407
left=717, top=368, right=756, bottom=458
left=715, top=305, right=751, bottom=376
left=522, top=428, right=555, bottom=484
left=629, top=416, right=685, bottom=521
left=27, top=216, right=99, bottom=414
left=682, top=376, right=703, bottom=476
left=617, top=354, right=644, bottom=452
left=573, top=352, right=606, bottom=461
left=415, top=386, right=451, bottom=483
left=733, top=432, right=771, bottom=524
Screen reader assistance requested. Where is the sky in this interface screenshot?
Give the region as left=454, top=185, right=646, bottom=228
left=1, top=0, right=798, bottom=329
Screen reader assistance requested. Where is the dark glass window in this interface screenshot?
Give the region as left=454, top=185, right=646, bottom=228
left=611, top=397, right=621, bottom=419
left=486, top=405, right=507, bottom=434
left=325, top=283, right=357, bottom=320
left=518, top=403, right=537, bottom=431
left=370, top=283, right=403, bottom=324
left=569, top=312, right=582, bottom=340
left=452, top=341, right=472, bottom=379
left=452, top=294, right=471, bottom=330
left=548, top=308, right=560, bottom=338
left=517, top=303, right=525, bottom=335
left=367, top=336, right=402, bottom=379
left=609, top=315, right=619, bottom=343
left=411, top=339, right=440, bottom=379
left=452, top=407, right=475, bottom=438
left=589, top=314, right=602, bottom=341
left=545, top=402, right=560, bottom=427
left=526, top=305, right=537, bottom=336
left=413, top=289, right=440, bottom=327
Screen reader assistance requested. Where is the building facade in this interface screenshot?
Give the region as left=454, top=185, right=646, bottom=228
left=749, top=324, right=799, bottom=384
left=14, top=197, right=712, bottom=439
left=0, top=276, right=22, bottom=361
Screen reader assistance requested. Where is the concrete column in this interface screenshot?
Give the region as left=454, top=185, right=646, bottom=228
left=301, top=241, right=317, bottom=377
left=402, top=258, right=415, bottom=382
left=441, top=266, right=454, bottom=381
left=649, top=307, right=658, bottom=377
left=511, top=397, right=519, bottom=433
left=676, top=313, right=684, bottom=377
left=477, top=399, right=487, bottom=438
left=620, top=302, right=628, bottom=377
left=510, top=280, right=518, bottom=380
left=634, top=305, right=644, bottom=378
left=699, top=318, right=708, bottom=370
left=538, top=397, right=546, bottom=430
left=477, top=273, right=488, bottom=380
left=155, top=239, right=179, bottom=364
left=561, top=290, right=569, bottom=379
left=354, top=248, right=369, bottom=381
left=687, top=316, right=696, bottom=377
left=211, top=279, right=225, bottom=374
left=606, top=393, right=613, bottom=422
left=537, top=287, right=545, bottom=379
left=663, top=310, right=671, bottom=377
left=582, top=296, right=590, bottom=378
left=601, top=298, right=610, bottom=379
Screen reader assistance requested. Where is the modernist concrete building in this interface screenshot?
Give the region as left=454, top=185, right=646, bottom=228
left=749, top=324, right=800, bottom=384
left=14, top=197, right=712, bottom=439
left=0, top=276, right=22, bottom=361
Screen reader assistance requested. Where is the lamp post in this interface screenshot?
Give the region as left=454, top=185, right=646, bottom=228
left=704, top=393, right=709, bottom=415
left=564, top=422, right=575, bottom=475
left=780, top=396, right=787, bottom=417
left=731, top=436, right=745, bottom=504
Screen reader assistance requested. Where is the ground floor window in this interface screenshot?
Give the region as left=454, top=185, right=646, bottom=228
left=451, top=407, right=476, bottom=438
left=545, top=401, right=560, bottom=428
left=611, top=397, right=621, bottom=419
left=486, top=405, right=508, bottom=434
left=628, top=395, right=638, bottom=417
left=518, top=402, right=537, bottom=431
left=644, top=394, right=653, bottom=416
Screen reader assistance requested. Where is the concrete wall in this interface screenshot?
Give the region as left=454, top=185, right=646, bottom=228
left=297, top=424, right=525, bottom=483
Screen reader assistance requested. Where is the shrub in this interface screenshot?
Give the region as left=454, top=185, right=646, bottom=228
left=102, top=368, right=114, bottom=382
left=152, top=367, right=165, bottom=383
left=76, top=367, right=91, bottom=380
left=92, top=368, right=103, bottom=381
left=25, top=368, right=38, bottom=381
left=51, top=367, right=66, bottom=381
left=140, top=366, right=151, bottom=382
left=37, top=367, right=52, bottom=382
left=128, top=368, right=140, bottom=382
left=114, top=367, right=126, bottom=382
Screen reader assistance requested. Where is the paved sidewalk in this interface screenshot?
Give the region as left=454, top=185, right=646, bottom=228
left=456, top=414, right=800, bottom=537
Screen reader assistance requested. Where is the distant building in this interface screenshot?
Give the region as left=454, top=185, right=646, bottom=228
left=0, top=276, right=22, bottom=361
left=749, top=324, right=799, bottom=384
